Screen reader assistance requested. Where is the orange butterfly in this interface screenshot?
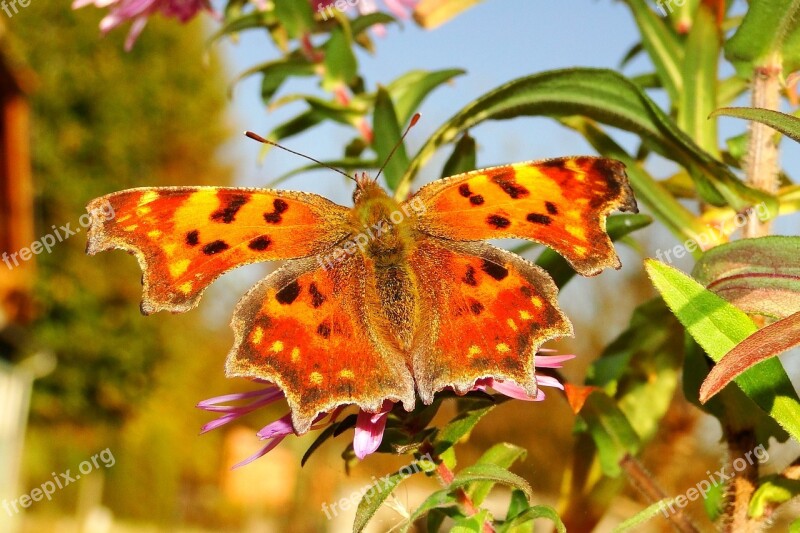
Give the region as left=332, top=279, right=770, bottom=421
left=86, top=145, right=637, bottom=435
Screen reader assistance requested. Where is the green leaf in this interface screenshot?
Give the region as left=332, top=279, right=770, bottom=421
left=466, top=443, right=527, bottom=506
left=350, top=12, right=397, bottom=36
left=693, top=236, right=800, bottom=320
left=577, top=392, right=641, bottom=477
left=209, top=10, right=276, bottom=43
left=273, top=0, right=315, bottom=39
left=612, top=499, right=677, bottom=532
left=433, top=405, right=494, bottom=455
left=700, top=311, right=800, bottom=403
left=352, top=469, right=413, bottom=533
left=711, top=107, right=800, bottom=144
left=725, top=0, right=800, bottom=77
left=622, top=0, right=684, bottom=103
left=386, top=69, right=466, bottom=126
left=454, top=464, right=534, bottom=501
left=535, top=213, right=652, bottom=288
left=587, top=298, right=684, bottom=442
left=323, top=27, right=358, bottom=91
left=401, top=489, right=460, bottom=533
left=645, top=259, right=800, bottom=441
left=749, top=476, right=800, bottom=518
left=678, top=4, right=719, bottom=156
left=441, top=132, right=476, bottom=178
left=501, top=504, right=566, bottom=533
left=373, top=87, right=410, bottom=191
left=397, top=68, right=774, bottom=213
left=452, top=510, right=490, bottom=532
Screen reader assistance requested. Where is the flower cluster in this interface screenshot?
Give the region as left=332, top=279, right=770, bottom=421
left=72, top=0, right=217, bottom=51
left=198, top=352, right=574, bottom=467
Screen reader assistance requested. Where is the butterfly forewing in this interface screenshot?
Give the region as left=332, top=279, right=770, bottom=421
left=409, top=157, right=637, bottom=276
left=86, top=187, right=349, bottom=314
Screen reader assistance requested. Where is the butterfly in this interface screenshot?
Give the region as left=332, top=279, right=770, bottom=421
left=86, top=146, right=637, bottom=434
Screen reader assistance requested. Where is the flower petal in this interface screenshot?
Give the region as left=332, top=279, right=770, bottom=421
left=257, top=413, right=295, bottom=440
left=353, top=401, right=393, bottom=459
left=231, top=437, right=286, bottom=469
left=535, top=354, right=576, bottom=368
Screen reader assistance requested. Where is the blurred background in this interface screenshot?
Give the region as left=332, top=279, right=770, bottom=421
left=0, top=1, right=798, bottom=532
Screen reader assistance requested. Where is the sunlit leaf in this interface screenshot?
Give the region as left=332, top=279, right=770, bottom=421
left=712, top=107, right=800, bottom=144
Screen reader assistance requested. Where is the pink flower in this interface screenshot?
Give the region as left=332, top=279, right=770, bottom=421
left=72, top=0, right=217, bottom=51
left=312, top=0, right=417, bottom=36
left=199, top=352, right=574, bottom=467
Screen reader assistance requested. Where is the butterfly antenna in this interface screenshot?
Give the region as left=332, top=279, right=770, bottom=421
left=244, top=131, right=356, bottom=183
left=374, top=113, right=421, bottom=183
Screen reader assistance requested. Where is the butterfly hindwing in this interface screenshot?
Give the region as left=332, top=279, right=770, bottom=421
left=408, top=238, right=573, bottom=403
left=86, top=187, right=350, bottom=314
left=410, top=157, right=637, bottom=276
left=225, top=254, right=416, bottom=433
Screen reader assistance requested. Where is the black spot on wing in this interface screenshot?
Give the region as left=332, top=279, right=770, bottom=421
left=526, top=213, right=552, bottom=225
left=202, top=240, right=229, bottom=255
left=469, top=301, right=484, bottom=315
left=463, top=265, right=478, bottom=286
left=458, top=184, right=472, bottom=197
left=248, top=235, right=272, bottom=251
left=487, top=214, right=511, bottom=229
left=481, top=259, right=508, bottom=281
left=316, top=322, right=331, bottom=338
left=211, top=193, right=249, bottom=224
left=545, top=201, right=558, bottom=215
left=308, top=282, right=326, bottom=308
left=491, top=171, right=529, bottom=199
left=185, top=230, right=199, bottom=246
left=470, top=195, right=485, bottom=206
left=263, top=198, right=290, bottom=224
left=276, top=280, right=301, bottom=305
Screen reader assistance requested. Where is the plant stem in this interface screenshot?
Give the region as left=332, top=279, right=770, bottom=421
left=723, top=430, right=760, bottom=532
left=743, top=59, right=781, bottom=237
left=619, top=454, right=700, bottom=533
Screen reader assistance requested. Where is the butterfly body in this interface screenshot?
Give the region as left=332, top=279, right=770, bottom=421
left=86, top=157, right=637, bottom=433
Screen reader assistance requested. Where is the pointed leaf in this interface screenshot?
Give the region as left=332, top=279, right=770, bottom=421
left=700, top=311, right=800, bottom=402
left=501, top=504, right=566, bottom=533
left=645, top=259, right=800, bottom=441
left=711, top=107, right=800, bottom=144
left=386, top=69, right=465, bottom=126
left=441, top=131, right=476, bottom=178
left=693, top=236, right=800, bottom=320
left=353, top=469, right=415, bottom=533
left=373, top=87, right=411, bottom=191
left=612, top=498, right=678, bottom=532
left=466, top=443, right=527, bottom=505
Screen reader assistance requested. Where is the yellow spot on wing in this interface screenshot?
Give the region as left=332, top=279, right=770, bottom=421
left=507, top=319, right=518, bottom=332
left=140, top=191, right=159, bottom=204
left=179, top=281, right=193, bottom=294
left=291, top=347, right=300, bottom=362
left=136, top=206, right=152, bottom=216
left=310, top=372, right=324, bottom=385
left=271, top=340, right=284, bottom=353
left=496, top=343, right=510, bottom=353
left=467, top=345, right=482, bottom=357
left=169, top=259, right=190, bottom=278
left=339, top=369, right=355, bottom=379
left=123, top=224, right=138, bottom=232
left=164, top=243, right=177, bottom=256
left=531, top=296, right=543, bottom=308
left=147, top=230, right=162, bottom=239
left=519, top=310, right=532, bottom=320
left=573, top=245, right=588, bottom=257
left=251, top=326, right=264, bottom=345
left=566, top=225, right=586, bottom=240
